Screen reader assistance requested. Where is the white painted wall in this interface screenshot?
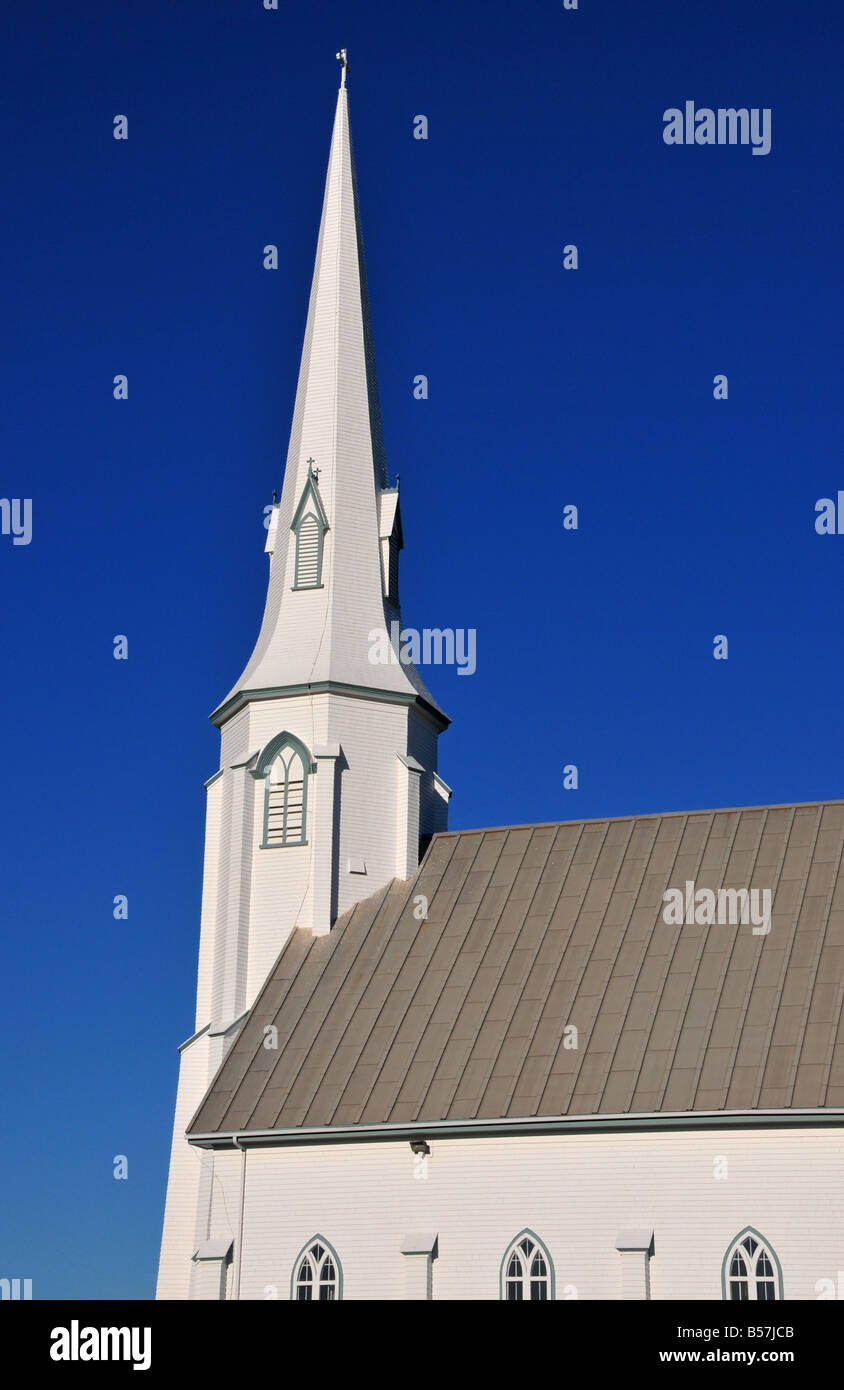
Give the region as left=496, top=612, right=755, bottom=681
left=155, top=1033, right=214, bottom=1300
left=221, top=1127, right=844, bottom=1301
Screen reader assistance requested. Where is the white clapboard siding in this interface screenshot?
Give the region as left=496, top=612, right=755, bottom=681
left=234, top=1128, right=844, bottom=1301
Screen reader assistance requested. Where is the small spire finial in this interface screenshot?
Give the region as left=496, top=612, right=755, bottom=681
left=336, top=48, right=349, bottom=88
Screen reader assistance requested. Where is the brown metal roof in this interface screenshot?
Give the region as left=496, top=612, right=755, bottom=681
left=188, top=801, right=844, bottom=1136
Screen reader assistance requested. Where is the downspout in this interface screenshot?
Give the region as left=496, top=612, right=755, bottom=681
left=232, top=1134, right=247, bottom=1300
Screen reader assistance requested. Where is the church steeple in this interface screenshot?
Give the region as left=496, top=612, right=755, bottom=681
left=199, top=57, right=451, bottom=950
left=216, top=62, right=444, bottom=724
left=157, top=60, right=453, bottom=1300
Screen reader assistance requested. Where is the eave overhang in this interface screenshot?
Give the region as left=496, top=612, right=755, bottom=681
left=187, top=1107, right=844, bottom=1150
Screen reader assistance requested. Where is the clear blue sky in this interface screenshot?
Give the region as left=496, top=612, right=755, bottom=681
left=1, top=0, right=841, bottom=1298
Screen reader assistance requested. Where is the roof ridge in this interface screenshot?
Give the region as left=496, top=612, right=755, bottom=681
left=433, top=798, right=844, bottom=841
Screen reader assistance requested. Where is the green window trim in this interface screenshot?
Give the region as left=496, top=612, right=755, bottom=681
left=721, top=1227, right=783, bottom=1301
left=499, top=1229, right=555, bottom=1301
left=292, top=511, right=325, bottom=590
left=291, top=471, right=328, bottom=591
left=290, top=1235, right=343, bottom=1302
left=254, top=731, right=313, bottom=849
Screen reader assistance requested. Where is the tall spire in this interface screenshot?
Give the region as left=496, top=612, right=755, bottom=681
left=284, top=54, right=388, bottom=495
left=217, top=61, right=445, bottom=723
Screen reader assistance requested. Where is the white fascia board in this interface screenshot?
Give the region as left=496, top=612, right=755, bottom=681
left=616, top=1229, right=654, bottom=1252
left=230, top=752, right=259, bottom=771
left=264, top=505, right=280, bottom=554
left=377, top=489, right=400, bottom=540
left=178, top=1023, right=210, bottom=1053
left=401, top=1232, right=438, bottom=1255
left=193, top=1238, right=233, bottom=1262
left=208, top=1011, right=249, bottom=1039
left=397, top=752, right=425, bottom=773
left=314, top=743, right=342, bottom=759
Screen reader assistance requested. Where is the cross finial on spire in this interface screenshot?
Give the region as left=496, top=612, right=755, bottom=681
left=335, top=48, right=349, bottom=87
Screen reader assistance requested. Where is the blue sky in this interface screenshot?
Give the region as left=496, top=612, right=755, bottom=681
left=1, top=0, right=841, bottom=1297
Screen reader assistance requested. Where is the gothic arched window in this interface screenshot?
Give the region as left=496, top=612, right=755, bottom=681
left=292, top=1238, right=341, bottom=1301
left=723, top=1229, right=782, bottom=1301
left=255, top=733, right=312, bottom=848
left=500, top=1231, right=554, bottom=1301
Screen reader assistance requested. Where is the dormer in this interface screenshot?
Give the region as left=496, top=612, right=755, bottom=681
left=291, top=467, right=329, bottom=591
left=377, top=485, right=402, bottom=607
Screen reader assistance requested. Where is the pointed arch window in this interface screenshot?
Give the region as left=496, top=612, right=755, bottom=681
left=500, top=1231, right=554, bottom=1301
left=291, top=469, right=328, bottom=591
left=254, top=733, right=312, bottom=848
left=723, top=1229, right=782, bottom=1301
left=291, top=1238, right=341, bottom=1301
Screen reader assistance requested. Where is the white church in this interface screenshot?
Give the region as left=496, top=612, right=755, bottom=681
left=157, top=59, right=844, bottom=1301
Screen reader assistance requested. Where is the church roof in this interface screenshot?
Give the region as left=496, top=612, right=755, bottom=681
left=188, top=800, right=844, bottom=1141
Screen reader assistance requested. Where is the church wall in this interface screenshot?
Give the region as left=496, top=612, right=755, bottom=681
left=155, top=1033, right=217, bottom=1300
left=216, top=766, right=254, bottom=1024
left=241, top=696, right=324, bottom=1001
left=205, top=693, right=432, bottom=1010
left=194, top=768, right=223, bottom=1029
left=409, top=712, right=447, bottom=837
left=323, top=693, right=408, bottom=913
left=217, top=702, right=251, bottom=769
left=208, top=771, right=235, bottom=1027
left=160, top=683, right=443, bottom=1298
left=232, top=1127, right=844, bottom=1300
left=197, top=1149, right=243, bottom=1299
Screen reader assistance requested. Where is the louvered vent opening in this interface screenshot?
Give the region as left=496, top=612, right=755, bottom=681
left=388, top=535, right=399, bottom=602
left=265, top=752, right=306, bottom=845
left=295, top=513, right=321, bottom=588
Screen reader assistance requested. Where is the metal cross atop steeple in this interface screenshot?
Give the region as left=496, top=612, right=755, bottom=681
left=335, top=48, right=349, bottom=87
